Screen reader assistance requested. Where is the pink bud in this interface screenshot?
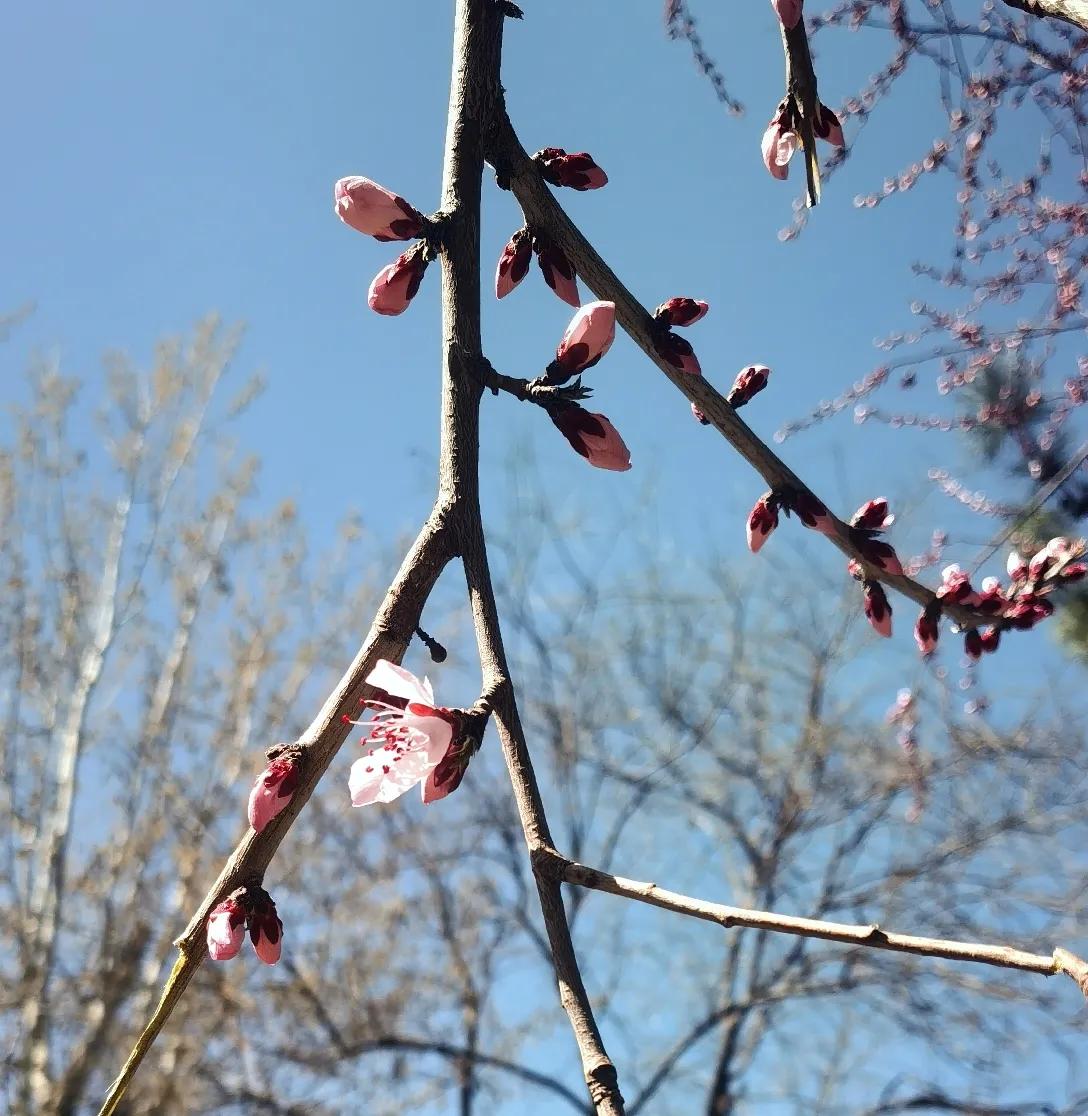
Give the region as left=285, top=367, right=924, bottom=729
left=979, top=626, right=1001, bottom=654
left=863, top=581, right=893, bottom=638
left=914, top=609, right=940, bottom=655
left=762, top=120, right=797, bottom=181
left=1007, top=551, right=1028, bottom=581
left=964, top=628, right=983, bottom=661
left=935, top=564, right=978, bottom=605
left=533, top=147, right=608, bottom=191
left=334, top=176, right=425, bottom=242
left=207, top=898, right=246, bottom=962
left=550, top=405, right=632, bottom=472
left=534, top=238, right=580, bottom=308
left=1061, top=562, right=1087, bottom=582
left=790, top=490, right=836, bottom=536
left=249, top=892, right=283, bottom=966
left=653, top=298, right=709, bottom=328
left=691, top=402, right=709, bottom=425
left=850, top=498, right=894, bottom=533
left=813, top=104, right=845, bottom=147
left=727, top=365, right=771, bottom=408
left=770, top=0, right=803, bottom=29
left=555, top=301, right=616, bottom=375
left=747, top=495, right=780, bottom=553
left=247, top=754, right=300, bottom=834
left=858, top=537, right=903, bottom=575
left=654, top=332, right=702, bottom=376
left=368, top=250, right=429, bottom=316
left=495, top=230, right=533, bottom=299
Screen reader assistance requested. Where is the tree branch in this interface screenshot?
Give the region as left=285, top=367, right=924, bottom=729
left=535, top=848, right=1088, bottom=999
left=1001, top=0, right=1088, bottom=33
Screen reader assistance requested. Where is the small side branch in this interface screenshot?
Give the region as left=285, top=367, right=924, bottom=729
left=1001, top=0, right=1088, bottom=32
left=536, top=848, right=1088, bottom=999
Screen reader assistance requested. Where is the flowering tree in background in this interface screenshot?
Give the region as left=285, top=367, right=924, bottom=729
left=8, top=2, right=1088, bottom=1113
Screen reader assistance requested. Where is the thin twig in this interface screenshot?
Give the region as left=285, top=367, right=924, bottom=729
left=535, top=847, right=1088, bottom=998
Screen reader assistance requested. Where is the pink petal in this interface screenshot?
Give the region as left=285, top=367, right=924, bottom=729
left=555, top=301, right=616, bottom=374
left=349, top=743, right=436, bottom=806
left=550, top=406, right=632, bottom=471
left=770, top=0, right=803, bottom=29
left=368, top=252, right=427, bottom=316
left=334, top=177, right=424, bottom=241
left=207, top=903, right=245, bottom=961
left=366, top=660, right=434, bottom=705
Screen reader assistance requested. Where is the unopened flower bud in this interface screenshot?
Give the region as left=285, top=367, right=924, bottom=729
left=248, top=890, right=283, bottom=966
left=653, top=298, right=709, bottom=328
left=850, top=498, right=894, bottom=533
left=654, top=331, right=702, bottom=376
left=333, top=176, right=425, bottom=242
left=863, top=580, right=893, bottom=638
left=248, top=753, right=300, bottom=834
left=914, top=606, right=941, bottom=655
left=747, top=494, right=780, bottom=553
left=553, top=301, right=616, bottom=377
left=533, top=147, right=608, bottom=190
left=770, top=0, right=803, bottom=29
left=1007, top=550, right=1028, bottom=581
left=979, top=626, right=1001, bottom=654
left=964, top=628, right=983, bottom=660
left=813, top=104, right=845, bottom=147
left=857, top=536, right=903, bottom=575
left=727, top=365, right=771, bottom=408
left=789, top=490, right=835, bottom=536
left=368, top=249, right=429, bottom=316
left=691, top=402, right=709, bottom=425
left=207, top=896, right=246, bottom=961
left=550, top=405, right=632, bottom=471
left=495, top=229, right=532, bottom=299
left=762, top=119, right=798, bottom=181
left=533, top=236, right=580, bottom=308
left=1061, top=562, right=1087, bottom=582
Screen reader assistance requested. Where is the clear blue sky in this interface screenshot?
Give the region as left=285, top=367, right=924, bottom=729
left=2, top=2, right=1084, bottom=1110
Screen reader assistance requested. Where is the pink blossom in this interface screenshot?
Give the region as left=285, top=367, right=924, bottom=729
left=863, top=581, right=893, bottom=637
left=770, top=0, right=803, bottom=29
left=248, top=891, right=283, bottom=966
left=654, top=298, right=709, bottom=328
left=727, top=365, right=771, bottom=408
left=857, top=537, right=903, bottom=575
left=554, top=301, right=616, bottom=376
left=747, top=495, right=779, bottom=552
left=814, top=104, right=845, bottom=147
left=207, top=897, right=246, bottom=961
left=495, top=230, right=532, bottom=299
left=1061, top=562, right=1087, bottom=582
left=533, top=147, right=608, bottom=190
left=333, top=176, right=425, bottom=242
left=1007, top=550, right=1028, bottom=581
left=534, top=238, right=580, bottom=307
left=762, top=119, right=798, bottom=181
left=914, top=608, right=940, bottom=655
left=849, top=498, right=894, bottom=533
left=654, top=332, right=701, bottom=376
left=349, top=660, right=457, bottom=806
left=979, top=627, right=1001, bottom=654
left=368, top=250, right=429, bottom=316
left=790, top=491, right=836, bottom=536
left=247, top=754, right=300, bottom=834
left=936, top=564, right=980, bottom=606
left=691, top=402, right=709, bottom=425
left=550, top=405, right=632, bottom=472
left=964, top=628, right=983, bottom=661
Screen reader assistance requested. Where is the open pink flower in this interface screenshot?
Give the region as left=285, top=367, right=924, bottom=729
left=770, top=0, right=803, bottom=29
left=334, top=176, right=425, bottom=242
left=550, top=405, right=632, bottom=471
left=533, top=147, right=608, bottom=191
left=653, top=298, right=709, bottom=328
left=813, top=104, right=845, bottom=147
left=762, top=119, right=798, bottom=181
left=368, top=250, right=429, bottom=316
left=654, top=332, right=701, bottom=376
left=496, top=230, right=532, bottom=299
left=248, top=891, right=283, bottom=966
left=747, top=494, right=779, bottom=552
left=247, top=754, right=300, bottom=834
left=534, top=237, right=580, bottom=307
left=863, top=581, right=893, bottom=638
left=554, top=301, right=616, bottom=376
left=727, top=365, right=771, bottom=408
left=349, top=660, right=457, bottom=806
left=207, top=897, right=246, bottom=961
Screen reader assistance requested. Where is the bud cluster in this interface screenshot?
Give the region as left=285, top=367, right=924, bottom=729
left=207, top=885, right=283, bottom=966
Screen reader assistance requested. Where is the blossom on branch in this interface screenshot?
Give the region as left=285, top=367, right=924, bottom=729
left=533, top=234, right=580, bottom=308
left=247, top=752, right=300, bottom=834
left=653, top=331, right=701, bottom=376
left=368, top=248, right=430, bottom=316
left=761, top=116, right=798, bottom=181
left=333, top=176, right=425, bottom=242
left=863, top=580, right=893, bottom=638
left=552, top=301, right=616, bottom=378
left=495, top=228, right=532, bottom=299
left=533, top=147, right=608, bottom=191
left=348, top=660, right=458, bottom=807
left=747, top=493, right=780, bottom=552
left=914, top=605, right=941, bottom=656
left=207, top=886, right=284, bottom=966
left=770, top=0, right=803, bottom=30
left=849, top=498, right=894, bottom=533
left=727, top=364, right=771, bottom=408
left=206, top=896, right=246, bottom=961
left=653, top=298, right=709, bottom=328
left=248, top=890, right=283, bottom=966
left=813, top=104, right=845, bottom=148
left=549, top=404, right=632, bottom=471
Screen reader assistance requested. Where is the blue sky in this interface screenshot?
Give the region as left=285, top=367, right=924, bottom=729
left=3, top=1, right=1085, bottom=1110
